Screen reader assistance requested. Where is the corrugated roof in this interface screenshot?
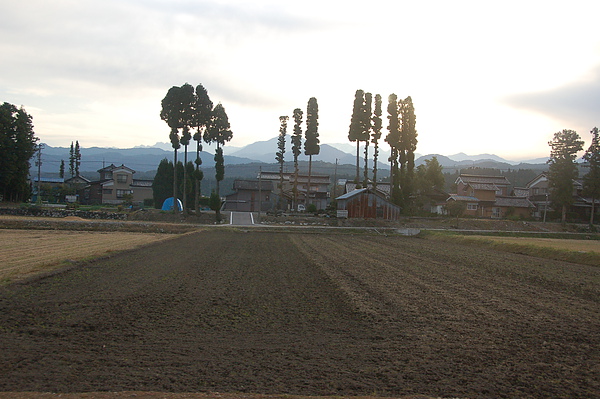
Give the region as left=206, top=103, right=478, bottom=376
left=448, top=194, right=480, bottom=202
left=336, top=188, right=367, bottom=200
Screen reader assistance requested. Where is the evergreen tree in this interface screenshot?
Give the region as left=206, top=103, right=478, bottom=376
left=371, top=94, right=382, bottom=188
left=160, top=85, right=183, bottom=212
left=74, top=140, right=81, bottom=176
left=0, top=103, right=38, bottom=202
left=385, top=94, right=401, bottom=204
left=399, top=96, right=418, bottom=207
left=275, top=116, right=288, bottom=209
left=304, top=97, right=320, bottom=206
left=59, top=160, right=65, bottom=179
left=363, top=92, right=372, bottom=186
left=205, top=103, right=233, bottom=222
left=348, top=89, right=368, bottom=183
left=547, top=129, right=584, bottom=223
left=69, top=142, right=75, bottom=177
left=193, top=84, right=213, bottom=212
left=152, top=158, right=173, bottom=209
left=178, top=83, right=195, bottom=212
left=291, top=108, right=303, bottom=209
left=583, top=126, right=600, bottom=226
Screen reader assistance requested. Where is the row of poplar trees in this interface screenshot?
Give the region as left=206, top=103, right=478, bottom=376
left=275, top=97, right=320, bottom=209
left=349, top=90, right=417, bottom=208
left=160, top=83, right=232, bottom=220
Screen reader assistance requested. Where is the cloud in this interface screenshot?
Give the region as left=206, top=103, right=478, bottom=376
left=503, top=65, right=600, bottom=132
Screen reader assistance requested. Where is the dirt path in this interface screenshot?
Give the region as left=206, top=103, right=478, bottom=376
left=0, top=231, right=598, bottom=398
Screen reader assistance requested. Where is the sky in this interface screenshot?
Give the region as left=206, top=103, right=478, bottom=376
left=1, top=0, right=599, bottom=161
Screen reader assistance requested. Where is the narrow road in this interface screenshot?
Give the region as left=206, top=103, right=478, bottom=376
left=228, top=211, right=255, bottom=226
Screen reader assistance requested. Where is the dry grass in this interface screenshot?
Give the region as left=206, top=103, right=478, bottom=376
left=471, top=235, right=600, bottom=253
left=0, top=229, right=175, bottom=283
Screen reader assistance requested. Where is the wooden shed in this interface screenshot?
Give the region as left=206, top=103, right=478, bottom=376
left=336, top=188, right=401, bottom=220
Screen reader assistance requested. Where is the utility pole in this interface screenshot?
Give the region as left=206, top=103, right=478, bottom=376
left=258, top=166, right=262, bottom=223
left=35, top=144, right=43, bottom=204
left=333, top=158, right=338, bottom=200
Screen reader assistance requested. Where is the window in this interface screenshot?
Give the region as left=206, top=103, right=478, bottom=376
left=116, top=189, right=132, bottom=198
left=467, top=203, right=478, bottom=211
left=116, top=174, right=128, bottom=183
left=102, top=189, right=113, bottom=195
left=492, top=207, right=501, bottom=218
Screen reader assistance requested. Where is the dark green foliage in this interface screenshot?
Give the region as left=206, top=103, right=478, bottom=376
left=214, top=147, right=225, bottom=183
left=547, top=129, right=584, bottom=223
left=0, top=102, right=38, bottom=202
left=152, top=158, right=173, bottom=209
left=205, top=103, right=233, bottom=146
left=304, top=97, right=320, bottom=157
left=291, top=108, right=303, bottom=207
left=74, top=140, right=81, bottom=176
left=582, top=127, right=600, bottom=225
left=372, top=94, right=382, bottom=186
left=276, top=116, right=288, bottom=209
left=385, top=94, right=401, bottom=204
left=69, top=142, right=75, bottom=177
left=348, top=89, right=369, bottom=183
left=59, top=160, right=65, bottom=179
left=363, top=92, right=372, bottom=185
left=399, top=96, right=418, bottom=205
left=193, top=84, right=212, bottom=213
left=209, top=189, right=221, bottom=212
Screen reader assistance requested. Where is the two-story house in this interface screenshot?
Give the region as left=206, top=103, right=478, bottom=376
left=85, top=164, right=153, bottom=205
left=451, top=174, right=534, bottom=218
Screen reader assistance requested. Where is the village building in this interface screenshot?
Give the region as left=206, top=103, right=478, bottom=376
left=258, top=171, right=331, bottom=211
left=222, top=179, right=274, bottom=212
left=84, top=164, right=153, bottom=205
left=451, top=174, right=534, bottom=218
left=336, top=188, right=401, bottom=220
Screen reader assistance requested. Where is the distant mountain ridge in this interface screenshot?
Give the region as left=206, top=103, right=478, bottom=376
left=33, top=138, right=549, bottom=179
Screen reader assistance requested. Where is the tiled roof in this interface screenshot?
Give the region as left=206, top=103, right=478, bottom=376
left=512, top=188, right=529, bottom=197
left=469, top=183, right=499, bottom=191
left=448, top=194, right=479, bottom=202
left=458, top=174, right=510, bottom=186
left=131, top=180, right=153, bottom=187
left=233, top=179, right=274, bottom=191
left=494, top=196, right=535, bottom=208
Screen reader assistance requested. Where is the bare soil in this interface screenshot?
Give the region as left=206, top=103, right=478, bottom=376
left=0, top=230, right=598, bottom=398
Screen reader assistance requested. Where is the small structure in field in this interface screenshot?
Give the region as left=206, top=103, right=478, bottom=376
left=336, top=188, right=401, bottom=221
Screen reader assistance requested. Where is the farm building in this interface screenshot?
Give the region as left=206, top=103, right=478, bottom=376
left=336, top=188, right=401, bottom=220
left=222, top=179, right=274, bottom=212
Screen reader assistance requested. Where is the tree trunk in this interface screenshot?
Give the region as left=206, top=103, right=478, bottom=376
left=173, top=149, right=178, bottom=214
left=590, top=196, right=596, bottom=227
left=561, top=204, right=567, bottom=224
left=183, top=144, right=188, bottom=212
left=363, top=141, right=369, bottom=186
left=355, top=141, right=360, bottom=184
left=307, top=155, right=313, bottom=208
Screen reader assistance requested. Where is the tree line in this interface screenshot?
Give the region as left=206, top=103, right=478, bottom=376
left=0, top=102, right=38, bottom=202
left=348, top=90, right=418, bottom=209
left=275, top=97, right=320, bottom=209
left=158, top=83, right=232, bottom=220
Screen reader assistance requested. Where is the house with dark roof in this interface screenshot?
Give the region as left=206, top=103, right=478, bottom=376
left=258, top=171, right=330, bottom=211
left=453, top=173, right=534, bottom=218
left=84, top=164, right=153, bottom=205
left=336, top=188, right=401, bottom=220
left=222, top=179, right=274, bottom=212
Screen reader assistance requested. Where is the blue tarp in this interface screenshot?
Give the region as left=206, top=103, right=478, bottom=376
left=161, top=197, right=183, bottom=211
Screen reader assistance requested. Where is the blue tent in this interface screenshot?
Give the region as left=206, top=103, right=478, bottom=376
left=161, top=197, right=183, bottom=211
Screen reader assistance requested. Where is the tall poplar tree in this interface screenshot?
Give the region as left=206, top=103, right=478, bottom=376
left=399, top=96, right=418, bottom=206
left=193, top=84, right=213, bottom=212
left=385, top=93, right=401, bottom=204
left=363, top=92, right=372, bottom=186
left=69, top=142, right=75, bottom=177
left=74, top=140, right=81, bottom=177
left=348, top=89, right=367, bottom=184
left=178, top=83, right=195, bottom=211
left=547, top=129, right=584, bottom=224
left=205, top=103, right=233, bottom=222
left=583, top=126, right=600, bottom=226
left=160, top=86, right=183, bottom=212
left=275, top=115, right=288, bottom=209
left=291, top=108, right=303, bottom=209
left=371, top=94, right=383, bottom=188
left=304, top=97, right=320, bottom=206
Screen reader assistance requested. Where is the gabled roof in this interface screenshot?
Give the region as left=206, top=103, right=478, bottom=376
left=494, top=196, right=535, bottom=208
left=336, top=188, right=368, bottom=200
left=468, top=183, right=500, bottom=191
left=512, top=188, right=529, bottom=197
left=447, top=194, right=480, bottom=202
left=456, top=174, right=511, bottom=186
left=345, top=182, right=391, bottom=196
left=525, top=172, right=548, bottom=189
left=233, top=179, right=274, bottom=191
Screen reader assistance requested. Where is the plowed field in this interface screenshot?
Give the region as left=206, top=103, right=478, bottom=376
left=0, top=230, right=598, bottom=398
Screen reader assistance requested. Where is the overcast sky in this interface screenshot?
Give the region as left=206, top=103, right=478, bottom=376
left=1, top=0, right=599, bottom=161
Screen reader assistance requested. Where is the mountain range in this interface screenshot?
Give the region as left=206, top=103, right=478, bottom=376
left=33, top=137, right=549, bottom=179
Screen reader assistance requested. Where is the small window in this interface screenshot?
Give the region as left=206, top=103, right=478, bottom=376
left=116, top=174, right=128, bottom=183
left=103, top=189, right=113, bottom=195
left=467, top=203, right=478, bottom=211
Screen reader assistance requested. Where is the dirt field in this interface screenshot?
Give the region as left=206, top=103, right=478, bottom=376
left=0, top=230, right=598, bottom=398
left=0, top=229, right=177, bottom=283
left=469, top=235, right=600, bottom=253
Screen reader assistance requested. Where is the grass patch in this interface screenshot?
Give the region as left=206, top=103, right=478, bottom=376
left=421, top=230, right=600, bottom=267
